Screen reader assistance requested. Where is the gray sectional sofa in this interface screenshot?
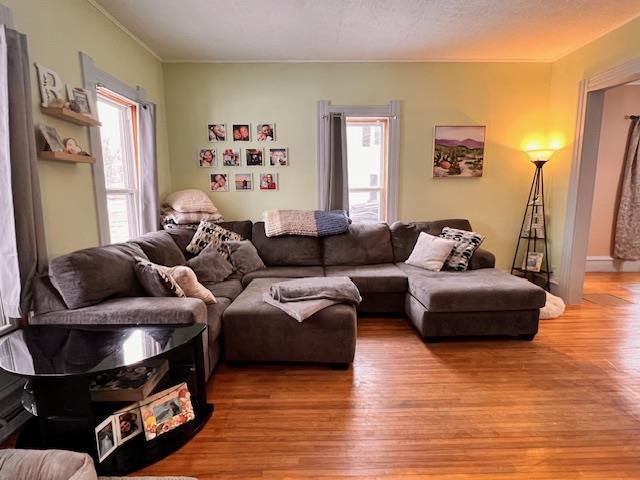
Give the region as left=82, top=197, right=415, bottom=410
left=31, top=219, right=546, bottom=378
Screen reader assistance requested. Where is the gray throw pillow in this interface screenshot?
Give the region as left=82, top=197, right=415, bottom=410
left=133, top=257, right=185, bottom=298
left=225, top=240, right=266, bottom=275
left=187, top=243, right=234, bottom=283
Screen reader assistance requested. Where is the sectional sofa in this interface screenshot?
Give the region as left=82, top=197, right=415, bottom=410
left=32, top=219, right=546, bottom=378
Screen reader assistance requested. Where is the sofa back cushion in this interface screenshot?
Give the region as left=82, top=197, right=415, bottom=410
left=49, top=243, right=147, bottom=309
left=32, top=273, right=68, bottom=315
left=132, top=231, right=186, bottom=267
left=390, top=219, right=472, bottom=262
left=322, top=222, right=394, bottom=266
left=251, top=222, right=323, bottom=266
left=166, top=221, right=253, bottom=258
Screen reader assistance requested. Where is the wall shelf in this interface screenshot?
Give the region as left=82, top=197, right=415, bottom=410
left=41, top=106, right=101, bottom=127
left=38, top=151, right=96, bottom=164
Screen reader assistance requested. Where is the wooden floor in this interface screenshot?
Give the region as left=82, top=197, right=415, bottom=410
left=8, top=273, right=640, bottom=479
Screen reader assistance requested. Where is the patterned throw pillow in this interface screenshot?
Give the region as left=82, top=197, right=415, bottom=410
left=186, top=220, right=242, bottom=258
left=439, top=227, right=485, bottom=272
left=133, top=256, right=185, bottom=298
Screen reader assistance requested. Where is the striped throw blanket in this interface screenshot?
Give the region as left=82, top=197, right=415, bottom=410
left=264, top=210, right=351, bottom=237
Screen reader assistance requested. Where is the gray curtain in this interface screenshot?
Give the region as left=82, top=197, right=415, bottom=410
left=318, top=112, right=348, bottom=211
left=614, top=117, right=640, bottom=260
left=0, top=26, right=47, bottom=318
left=138, top=101, right=159, bottom=233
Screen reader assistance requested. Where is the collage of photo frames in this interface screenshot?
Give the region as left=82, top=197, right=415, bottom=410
left=199, top=123, right=285, bottom=192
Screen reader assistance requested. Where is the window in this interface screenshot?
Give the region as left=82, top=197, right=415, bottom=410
left=97, top=88, right=140, bottom=244
left=346, top=117, right=389, bottom=222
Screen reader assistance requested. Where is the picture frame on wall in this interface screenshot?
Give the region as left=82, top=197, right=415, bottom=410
left=256, top=123, right=275, bottom=141
left=232, top=124, right=251, bottom=141
left=246, top=148, right=264, bottom=166
left=67, top=86, right=98, bottom=119
left=269, top=148, right=288, bottom=166
left=208, top=124, right=226, bottom=142
left=222, top=148, right=241, bottom=166
left=198, top=148, right=216, bottom=167
left=210, top=173, right=228, bottom=192
left=433, top=125, right=485, bottom=178
left=235, top=173, right=253, bottom=191
left=260, top=172, right=278, bottom=190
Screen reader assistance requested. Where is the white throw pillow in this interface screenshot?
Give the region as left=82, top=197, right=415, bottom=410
left=163, top=189, right=218, bottom=214
left=405, top=232, right=457, bottom=271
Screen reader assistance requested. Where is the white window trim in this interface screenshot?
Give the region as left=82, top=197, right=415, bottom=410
left=80, top=52, right=146, bottom=245
left=317, top=100, right=401, bottom=223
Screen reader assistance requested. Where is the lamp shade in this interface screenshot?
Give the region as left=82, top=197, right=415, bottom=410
left=526, top=149, right=555, bottom=162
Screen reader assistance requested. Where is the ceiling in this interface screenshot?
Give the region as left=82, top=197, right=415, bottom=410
left=92, top=0, right=640, bottom=62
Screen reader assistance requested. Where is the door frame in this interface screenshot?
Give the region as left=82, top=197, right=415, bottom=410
left=558, top=57, right=640, bottom=303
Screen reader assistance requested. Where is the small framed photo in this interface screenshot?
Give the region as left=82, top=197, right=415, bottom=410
left=114, top=406, right=143, bottom=445
left=210, top=173, right=228, bottom=192
left=67, top=86, right=97, bottom=118
left=222, top=148, right=241, bottom=166
left=246, top=148, right=264, bottom=166
left=140, top=383, right=195, bottom=441
left=198, top=148, right=216, bottom=167
left=433, top=125, right=486, bottom=178
left=38, top=124, right=64, bottom=152
left=522, top=252, right=544, bottom=272
left=269, top=148, right=288, bottom=166
left=232, top=124, right=251, bottom=141
left=235, top=173, right=253, bottom=191
left=256, top=123, right=275, bottom=141
left=208, top=123, right=226, bottom=142
left=95, top=417, right=117, bottom=463
left=260, top=172, right=278, bottom=191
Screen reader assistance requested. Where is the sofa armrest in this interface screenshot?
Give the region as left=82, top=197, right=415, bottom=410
left=30, top=296, right=207, bottom=326
left=468, top=248, right=496, bottom=270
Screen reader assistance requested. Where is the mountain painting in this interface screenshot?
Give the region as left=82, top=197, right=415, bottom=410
left=433, top=125, right=486, bottom=178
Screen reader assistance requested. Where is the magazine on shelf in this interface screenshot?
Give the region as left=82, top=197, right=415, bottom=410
left=89, top=359, right=169, bottom=402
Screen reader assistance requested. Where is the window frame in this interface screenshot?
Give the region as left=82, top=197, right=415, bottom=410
left=80, top=52, right=147, bottom=245
left=317, top=101, right=400, bottom=223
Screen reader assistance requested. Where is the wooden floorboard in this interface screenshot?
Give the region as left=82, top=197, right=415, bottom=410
left=8, top=273, right=640, bottom=478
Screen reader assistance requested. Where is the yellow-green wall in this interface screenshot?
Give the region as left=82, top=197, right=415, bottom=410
left=164, top=62, right=551, bottom=269
left=4, top=0, right=171, bottom=259
left=547, top=16, right=640, bottom=276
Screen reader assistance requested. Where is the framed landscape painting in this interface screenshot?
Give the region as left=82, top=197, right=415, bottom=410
left=433, top=125, right=486, bottom=178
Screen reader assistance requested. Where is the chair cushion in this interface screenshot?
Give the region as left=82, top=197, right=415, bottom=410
left=251, top=222, right=323, bottom=266
left=240, top=266, right=325, bottom=288
left=398, top=263, right=546, bottom=312
left=322, top=222, right=393, bottom=266
left=389, top=219, right=472, bottom=262
left=49, top=243, right=147, bottom=309
left=131, top=231, right=186, bottom=267
left=325, top=264, right=407, bottom=293
left=203, top=279, right=244, bottom=301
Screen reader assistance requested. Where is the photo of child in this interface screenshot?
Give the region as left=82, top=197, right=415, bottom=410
left=256, top=123, right=275, bottom=141
left=246, top=148, right=263, bottom=166
left=208, top=123, right=226, bottom=141
left=269, top=148, right=288, bottom=166
left=232, top=124, right=250, bottom=141
left=260, top=173, right=278, bottom=190
left=222, top=148, right=241, bottom=166
left=210, top=173, right=228, bottom=192
left=198, top=148, right=216, bottom=167
left=115, top=408, right=142, bottom=444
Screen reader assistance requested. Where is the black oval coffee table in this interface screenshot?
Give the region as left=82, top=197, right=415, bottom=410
left=0, top=323, right=212, bottom=476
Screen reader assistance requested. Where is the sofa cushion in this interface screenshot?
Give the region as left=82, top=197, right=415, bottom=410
left=131, top=231, right=186, bottom=267
left=468, top=248, right=496, bottom=270
left=405, top=232, right=456, bottom=271
left=251, top=222, right=323, bottom=266
left=205, top=297, right=231, bottom=345
left=32, top=273, right=67, bottom=315
left=164, top=265, right=215, bottom=304
left=322, top=223, right=393, bottom=266
left=389, top=219, right=472, bottom=262
left=225, top=240, right=265, bottom=274
left=398, top=263, right=546, bottom=312
left=440, top=227, right=485, bottom=272
left=166, top=221, right=253, bottom=257
left=186, top=221, right=242, bottom=257
left=202, top=279, right=243, bottom=301
left=240, top=266, right=325, bottom=288
left=49, top=243, right=147, bottom=310
left=325, top=264, right=407, bottom=293
left=133, top=257, right=185, bottom=298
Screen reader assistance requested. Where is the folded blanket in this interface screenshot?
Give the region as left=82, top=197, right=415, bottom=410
left=264, top=209, right=351, bottom=237
left=161, top=207, right=223, bottom=225
left=269, top=276, right=362, bottom=304
left=262, top=293, right=336, bottom=322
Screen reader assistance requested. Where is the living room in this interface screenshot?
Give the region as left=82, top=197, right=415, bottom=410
left=0, top=0, right=640, bottom=478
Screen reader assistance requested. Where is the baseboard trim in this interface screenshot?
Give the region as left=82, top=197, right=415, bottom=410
left=585, top=256, right=640, bottom=272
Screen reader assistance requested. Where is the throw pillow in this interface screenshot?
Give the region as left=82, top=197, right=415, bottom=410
left=133, top=257, right=185, bottom=298
left=405, top=232, right=457, bottom=271
left=163, top=189, right=218, bottom=214
left=187, top=243, right=234, bottom=283
left=439, top=227, right=486, bottom=272
left=225, top=240, right=266, bottom=275
left=186, top=220, right=242, bottom=257
left=164, top=266, right=216, bottom=304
